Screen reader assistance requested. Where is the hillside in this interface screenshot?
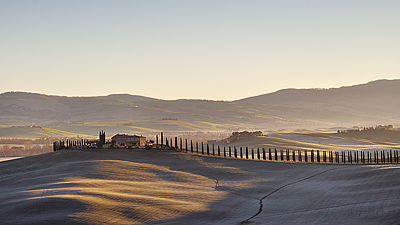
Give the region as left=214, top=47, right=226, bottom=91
left=222, top=129, right=400, bottom=151
left=333, top=128, right=400, bottom=145
left=238, top=79, right=400, bottom=107
left=1, top=149, right=399, bottom=224
left=0, top=79, right=399, bottom=135
left=236, top=79, right=400, bottom=124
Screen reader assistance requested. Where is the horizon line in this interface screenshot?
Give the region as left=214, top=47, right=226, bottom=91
left=1, top=78, right=398, bottom=101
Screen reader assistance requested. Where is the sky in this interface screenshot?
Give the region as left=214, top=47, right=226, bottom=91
left=0, top=0, right=399, bottom=100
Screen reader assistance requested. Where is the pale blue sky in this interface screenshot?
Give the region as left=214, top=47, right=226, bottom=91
left=1, top=0, right=399, bottom=100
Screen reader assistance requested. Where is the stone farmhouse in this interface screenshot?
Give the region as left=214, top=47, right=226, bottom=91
left=111, top=134, right=147, bottom=147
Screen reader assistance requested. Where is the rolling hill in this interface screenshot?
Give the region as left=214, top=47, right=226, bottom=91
left=236, top=79, right=400, bottom=125
left=0, top=79, right=399, bottom=136
left=1, top=149, right=399, bottom=224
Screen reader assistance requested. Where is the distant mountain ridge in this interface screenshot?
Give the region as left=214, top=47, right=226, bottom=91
left=1, top=79, right=399, bottom=131
left=237, top=79, right=400, bottom=105
left=104, top=94, right=157, bottom=102
left=237, top=79, right=400, bottom=118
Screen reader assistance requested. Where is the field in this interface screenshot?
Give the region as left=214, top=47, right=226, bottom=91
left=1, top=128, right=400, bottom=157
left=224, top=129, right=400, bottom=152
left=1, top=149, right=399, bottom=224
left=1, top=126, right=400, bottom=224
left=0, top=120, right=242, bottom=139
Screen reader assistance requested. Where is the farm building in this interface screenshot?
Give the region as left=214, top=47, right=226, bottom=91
left=111, top=134, right=147, bottom=146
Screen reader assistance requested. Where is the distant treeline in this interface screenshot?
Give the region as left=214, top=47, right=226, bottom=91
left=337, top=125, right=394, bottom=133
left=0, top=138, right=55, bottom=145
left=161, top=117, right=178, bottom=120
left=0, top=145, right=52, bottom=157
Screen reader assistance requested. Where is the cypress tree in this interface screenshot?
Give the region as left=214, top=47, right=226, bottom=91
left=367, top=151, right=370, bottom=163
left=311, top=150, right=314, bottom=163
left=337, top=152, right=340, bottom=164
left=349, top=151, right=352, bottom=164
left=387, top=151, right=390, bottom=163
left=341, top=151, right=344, bottom=164
left=363, top=152, right=365, bottom=164
left=355, top=151, right=358, bottom=164
left=263, top=148, right=266, bottom=160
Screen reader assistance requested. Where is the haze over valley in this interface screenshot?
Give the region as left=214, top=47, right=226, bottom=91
left=1, top=79, right=399, bottom=138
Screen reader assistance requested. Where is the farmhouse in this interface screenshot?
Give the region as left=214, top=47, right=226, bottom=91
left=111, top=134, right=147, bottom=146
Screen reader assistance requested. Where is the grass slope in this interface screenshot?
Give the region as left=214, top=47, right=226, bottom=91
left=222, top=136, right=349, bottom=151
left=0, top=126, right=89, bottom=138
left=1, top=149, right=399, bottom=224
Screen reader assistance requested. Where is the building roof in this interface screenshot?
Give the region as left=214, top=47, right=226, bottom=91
left=111, top=134, right=145, bottom=139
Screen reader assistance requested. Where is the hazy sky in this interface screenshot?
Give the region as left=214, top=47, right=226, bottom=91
left=1, top=0, right=399, bottom=100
